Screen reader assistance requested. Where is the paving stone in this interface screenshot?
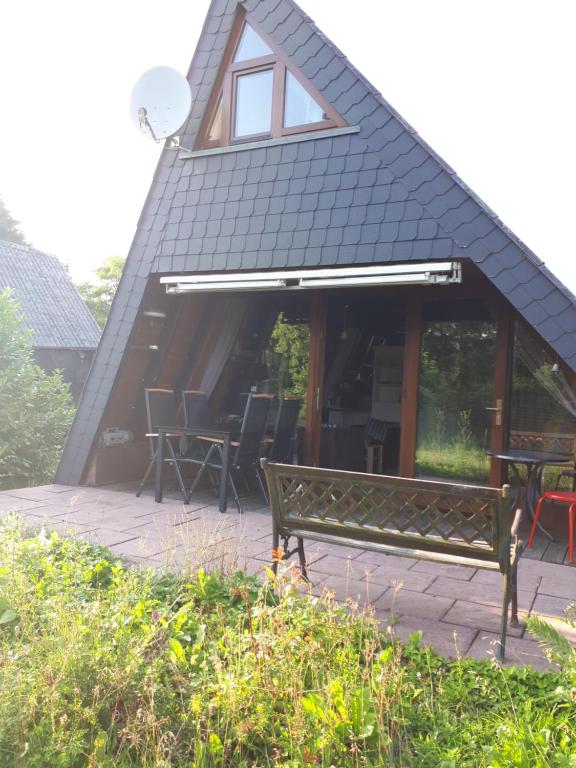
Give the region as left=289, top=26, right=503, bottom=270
left=354, top=550, right=418, bottom=569
left=312, top=575, right=388, bottom=606
left=305, top=542, right=364, bottom=560
left=0, top=498, right=49, bottom=513
left=531, top=593, right=574, bottom=620
left=410, top=561, right=477, bottom=581
left=467, top=632, right=557, bottom=671
left=372, top=589, right=454, bottom=621
left=538, top=573, right=576, bottom=599
left=309, top=554, right=378, bottom=580
left=1, top=488, right=58, bottom=502
left=442, top=600, right=525, bottom=637
left=46, top=520, right=100, bottom=537
left=109, top=536, right=175, bottom=559
left=369, top=564, right=435, bottom=592
left=236, top=539, right=275, bottom=560
left=24, top=503, right=90, bottom=519
left=84, top=528, right=140, bottom=548
left=426, top=576, right=536, bottom=613
left=471, top=567, right=542, bottom=593
left=385, top=615, right=477, bottom=657
left=518, top=558, right=576, bottom=578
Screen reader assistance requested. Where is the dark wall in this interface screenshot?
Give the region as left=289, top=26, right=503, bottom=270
left=34, top=348, right=95, bottom=403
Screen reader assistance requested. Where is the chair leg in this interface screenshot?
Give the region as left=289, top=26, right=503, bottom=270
left=188, top=444, right=219, bottom=497
left=498, top=569, right=511, bottom=661
left=165, top=440, right=189, bottom=504
left=527, top=496, right=545, bottom=549
left=227, top=470, right=242, bottom=514
left=569, top=503, right=575, bottom=563
left=255, top=467, right=269, bottom=506
left=135, top=451, right=157, bottom=497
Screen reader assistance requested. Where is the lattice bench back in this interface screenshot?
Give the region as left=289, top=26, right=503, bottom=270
left=261, top=461, right=511, bottom=571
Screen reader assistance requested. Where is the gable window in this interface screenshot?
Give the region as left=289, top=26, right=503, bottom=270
left=198, top=18, right=344, bottom=149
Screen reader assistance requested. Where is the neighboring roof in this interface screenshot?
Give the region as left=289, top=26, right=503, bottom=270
left=56, top=0, right=576, bottom=485
left=0, top=240, right=101, bottom=349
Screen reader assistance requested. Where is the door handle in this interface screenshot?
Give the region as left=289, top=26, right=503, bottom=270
left=485, top=399, right=503, bottom=426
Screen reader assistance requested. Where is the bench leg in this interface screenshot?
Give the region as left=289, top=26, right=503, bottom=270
left=271, top=527, right=280, bottom=575
left=297, top=537, right=309, bottom=582
left=498, top=570, right=511, bottom=661
left=509, top=558, right=520, bottom=628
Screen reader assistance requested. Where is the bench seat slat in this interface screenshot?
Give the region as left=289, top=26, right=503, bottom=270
left=286, top=528, right=502, bottom=570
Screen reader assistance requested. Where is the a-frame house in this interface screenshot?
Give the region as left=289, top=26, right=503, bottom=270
left=56, top=0, right=576, bottom=489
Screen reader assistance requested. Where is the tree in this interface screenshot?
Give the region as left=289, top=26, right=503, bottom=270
left=0, top=196, right=27, bottom=245
left=76, top=256, right=126, bottom=328
left=0, top=290, right=75, bottom=490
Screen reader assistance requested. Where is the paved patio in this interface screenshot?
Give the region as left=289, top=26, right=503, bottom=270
left=1, top=482, right=574, bottom=670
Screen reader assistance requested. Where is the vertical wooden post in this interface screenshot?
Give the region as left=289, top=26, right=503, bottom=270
left=398, top=296, right=422, bottom=477
left=490, top=306, right=514, bottom=486
left=303, top=292, right=327, bottom=466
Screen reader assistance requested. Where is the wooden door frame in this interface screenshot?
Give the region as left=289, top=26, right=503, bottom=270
left=303, top=291, right=327, bottom=466
left=489, top=304, right=514, bottom=486
left=398, top=295, right=422, bottom=477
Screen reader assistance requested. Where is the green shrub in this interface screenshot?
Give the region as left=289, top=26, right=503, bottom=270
left=0, top=290, right=75, bottom=489
left=0, top=518, right=574, bottom=767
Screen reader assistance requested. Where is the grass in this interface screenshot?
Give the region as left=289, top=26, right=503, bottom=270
left=416, top=441, right=491, bottom=484
left=0, top=516, right=575, bottom=767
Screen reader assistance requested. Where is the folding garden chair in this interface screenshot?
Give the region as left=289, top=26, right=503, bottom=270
left=266, top=397, right=301, bottom=463
left=135, top=388, right=189, bottom=502
left=187, top=393, right=273, bottom=513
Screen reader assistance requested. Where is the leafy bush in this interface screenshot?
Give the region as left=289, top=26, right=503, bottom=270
left=0, top=290, right=75, bottom=489
left=0, top=518, right=575, bottom=767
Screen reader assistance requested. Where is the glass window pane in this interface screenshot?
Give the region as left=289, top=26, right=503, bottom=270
left=510, top=322, right=576, bottom=464
left=284, top=71, right=325, bottom=127
left=207, top=97, right=223, bottom=142
left=415, top=302, right=496, bottom=484
left=234, top=23, right=272, bottom=62
left=234, top=69, right=273, bottom=137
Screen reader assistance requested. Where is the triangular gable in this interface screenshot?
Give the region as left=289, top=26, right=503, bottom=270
left=195, top=10, right=344, bottom=149
left=56, top=0, right=576, bottom=485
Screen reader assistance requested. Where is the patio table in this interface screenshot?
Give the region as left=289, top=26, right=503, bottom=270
left=487, top=449, right=571, bottom=541
left=155, top=425, right=233, bottom=513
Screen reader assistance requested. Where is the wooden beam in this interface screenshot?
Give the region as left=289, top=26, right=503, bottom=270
left=398, top=296, right=422, bottom=477
left=303, top=292, right=327, bottom=466
left=490, top=306, right=514, bottom=486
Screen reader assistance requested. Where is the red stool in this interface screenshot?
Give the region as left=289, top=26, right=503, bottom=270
left=527, top=491, right=576, bottom=562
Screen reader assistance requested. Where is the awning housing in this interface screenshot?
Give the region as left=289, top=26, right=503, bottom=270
left=160, top=261, right=462, bottom=294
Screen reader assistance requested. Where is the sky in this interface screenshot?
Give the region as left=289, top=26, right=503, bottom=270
left=1, top=0, right=575, bottom=292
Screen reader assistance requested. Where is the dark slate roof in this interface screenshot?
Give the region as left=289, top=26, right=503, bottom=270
left=56, top=0, right=576, bottom=485
left=0, top=240, right=101, bottom=349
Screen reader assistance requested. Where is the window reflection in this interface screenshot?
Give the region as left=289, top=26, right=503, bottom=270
left=234, top=69, right=274, bottom=137
left=416, top=302, right=496, bottom=483
left=284, top=71, right=325, bottom=127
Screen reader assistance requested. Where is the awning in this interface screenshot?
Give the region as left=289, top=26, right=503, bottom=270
left=160, top=261, right=462, bottom=294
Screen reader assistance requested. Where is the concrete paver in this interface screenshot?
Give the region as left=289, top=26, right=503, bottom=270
left=373, top=588, right=455, bottom=621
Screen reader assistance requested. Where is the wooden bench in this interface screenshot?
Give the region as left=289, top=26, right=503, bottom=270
left=260, top=460, right=523, bottom=659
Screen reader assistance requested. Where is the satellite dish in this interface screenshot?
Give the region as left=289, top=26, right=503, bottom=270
left=130, top=66, right=192, bottom=142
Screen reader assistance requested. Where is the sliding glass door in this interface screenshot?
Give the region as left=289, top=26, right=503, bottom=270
left=415, top=301, right=497, bottom=484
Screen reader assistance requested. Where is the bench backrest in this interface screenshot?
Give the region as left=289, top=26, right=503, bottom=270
left=261, top=461, right=511, bottom=570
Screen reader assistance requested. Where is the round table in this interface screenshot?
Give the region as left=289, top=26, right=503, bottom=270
left=488, top=449, right=572, bottom=541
